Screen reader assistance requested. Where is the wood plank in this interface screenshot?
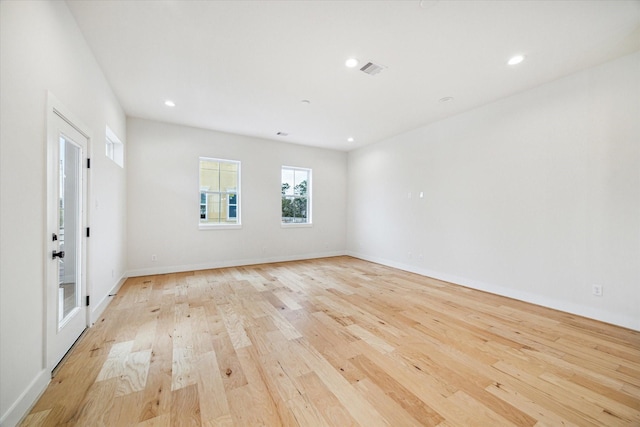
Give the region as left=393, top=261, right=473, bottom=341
left=346, top=323, right=395, bottom=354
left=218, top=303, right=252, bottom=350
left=170, top=383, right=201, bottom=426
left=21, top=257, right=640, bottom=427
left=354, top=378, right=425, bottom=427
left=136, top=414, right=171, bottom=427
left=195, top=351, right=232, bottom=426
left=290, top=338, right=390, bottom=426
left=348, top=353, right=444, bottom=425
left=20, top=409, right=51, bottom=427
left=486, top=380, right=580, bottom=427
left=116, top=349, right=152, bottom=396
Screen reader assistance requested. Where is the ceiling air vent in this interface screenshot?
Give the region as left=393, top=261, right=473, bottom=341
left=360, top=62, right=386, bottom=76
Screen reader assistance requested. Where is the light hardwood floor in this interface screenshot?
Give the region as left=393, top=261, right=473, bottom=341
left=22, top=256, right=640, bottom=426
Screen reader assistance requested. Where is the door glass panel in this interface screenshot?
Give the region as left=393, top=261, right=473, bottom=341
left=58, top=136, right=80, bottom=326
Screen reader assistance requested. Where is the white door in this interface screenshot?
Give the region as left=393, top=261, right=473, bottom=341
left=47, top=110, right=89, bottom=370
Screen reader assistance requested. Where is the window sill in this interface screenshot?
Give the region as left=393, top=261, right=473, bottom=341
left=281, top=223, right=313, bottom=228
left=199, top=224, right=242, bottom=230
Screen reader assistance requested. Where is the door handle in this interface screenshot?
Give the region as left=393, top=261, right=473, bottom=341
left=52, top=250, right=65, bottom=259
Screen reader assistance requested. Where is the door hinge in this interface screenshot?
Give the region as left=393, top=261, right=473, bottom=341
left=86, top=227, right=90, bottom=238
left=86, top=295, right=90, bottom=306
left=87, top=158, right=91, bottom=169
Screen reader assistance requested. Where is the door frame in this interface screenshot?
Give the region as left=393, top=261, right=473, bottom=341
left=45, top=92, right=92, bottom=372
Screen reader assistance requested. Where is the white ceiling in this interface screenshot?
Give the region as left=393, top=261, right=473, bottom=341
left=66, top=0, right=640, bottom=151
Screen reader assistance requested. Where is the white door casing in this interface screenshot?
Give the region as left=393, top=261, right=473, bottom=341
left=46, top=94, right=90, bottom=371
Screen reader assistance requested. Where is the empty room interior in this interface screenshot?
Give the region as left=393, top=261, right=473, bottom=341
left=1, top=0, right=640, bottom=426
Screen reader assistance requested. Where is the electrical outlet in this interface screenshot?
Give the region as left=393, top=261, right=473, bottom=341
left=151, top=254, right=157, bottom=262
left=592, top=284, right=603, bottom=296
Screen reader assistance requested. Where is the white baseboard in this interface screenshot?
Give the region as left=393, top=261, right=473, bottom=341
left=126, top=251, right=347, bottom=278
left=90, top=274, right=127, bottom=324
left=347, top=251, right=640, bottom=332
left=0, top=369, right=49, bottom=427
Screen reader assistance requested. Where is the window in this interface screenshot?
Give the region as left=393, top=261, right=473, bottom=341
left=281, top=166, right=311, bottom=225
left=105, top=125, right=124, bottom=167
left=199, top=158, right=240, bottom=228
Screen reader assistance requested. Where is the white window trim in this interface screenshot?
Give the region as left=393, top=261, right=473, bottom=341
left=199, top=157, right=241, bottom=230
left=200, top=223, right=242, bottom=230
left=281, top=222, right=313, bottom=229
left=281, top=165, right=312, bottom=227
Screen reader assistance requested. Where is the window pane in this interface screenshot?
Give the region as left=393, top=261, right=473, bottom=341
left=221, top=194, right=228, bottom=221
left=294, top=170, right=308, bottom=195
left=200, top=192, right=207, bottom=219
left=282, top=196, right=308, bottom=223
left=199, top=158, right=241, bottom=226
left=281, top=169, right=294, bottom=195
left=105, top=140, right=114, bottom=158
left=220, top=162, right=238, bottom=173
left=200, top=159, right=220, bottom=192
left=220, top=169, right=237, bottom=191
left=293, top=197, right=307, bottom=220
left=282, top=196, right=293, bottom=223
left=203, top=193, right=221, bottom=224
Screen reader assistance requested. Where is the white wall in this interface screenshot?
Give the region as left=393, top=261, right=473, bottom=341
left=0, top=1, right=127, bottom=425
left=0, top=3, right=636, bottom=426
left=347, top=51, right=640, bottom=331
left=126, top=118, right=347, bottom=276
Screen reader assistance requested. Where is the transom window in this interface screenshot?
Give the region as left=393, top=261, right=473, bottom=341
left=281, top=166, right=311, bottom=225
left=199, top=157, right=240, bottom=228
left=105, top=125, right=124, bottom=168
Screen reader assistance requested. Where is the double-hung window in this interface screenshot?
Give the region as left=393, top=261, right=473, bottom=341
left=281, top=166, right=311, bottom=225
left=199, top=157, right=241, bottom=228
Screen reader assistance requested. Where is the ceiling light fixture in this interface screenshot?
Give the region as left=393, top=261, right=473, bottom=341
left=345, top=58, right=359, bottom=68
left=347, top=137, right=354, bottom=142
left=164, top=100, right=176, bottom=107
left=507, top=55, right=525, bottom=66
left=301, top=99, right=311, bottom=105
left=439, top=96, right=454, bottom=103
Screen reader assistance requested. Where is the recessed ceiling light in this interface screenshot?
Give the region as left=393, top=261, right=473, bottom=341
left=345, top=58, right=359, bottom=68
left=347, top=137, right=354, bottom=142
left=439, top=96, right=454, bottom=103
left=164, top=100, right=176, bottom=107
left=507, top=55, right=525, bottom=66
left=301, top=99, right=311, bottom=105
left=277, top=131, right=289, bottom=137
